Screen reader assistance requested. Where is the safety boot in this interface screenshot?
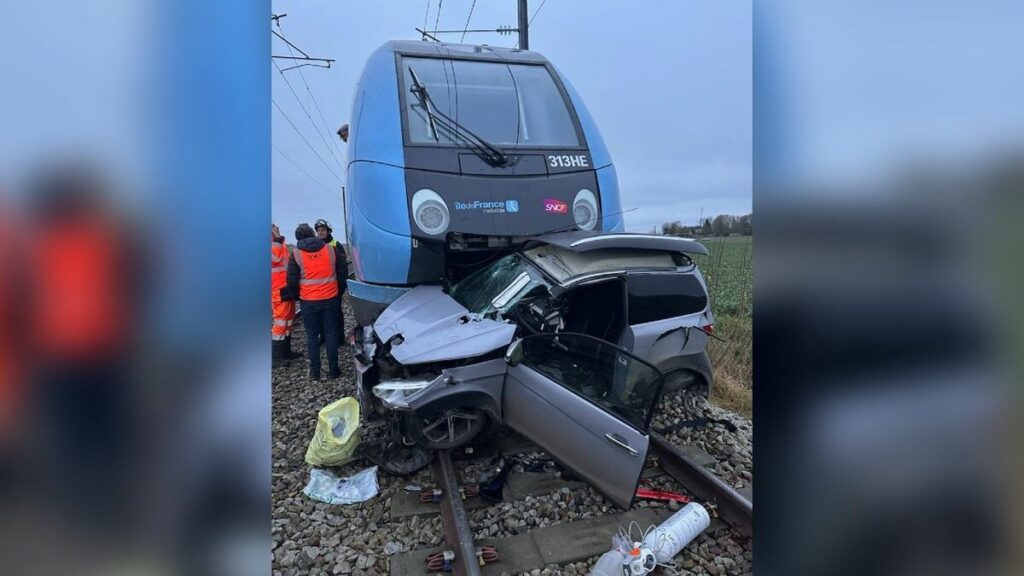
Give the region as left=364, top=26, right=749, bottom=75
left=272, top=340, right=287, bottom=366
left=284, top=335, right=302, bottom=359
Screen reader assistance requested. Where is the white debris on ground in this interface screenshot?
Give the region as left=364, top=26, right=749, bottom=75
left=272, top=297, right=752, bottom=575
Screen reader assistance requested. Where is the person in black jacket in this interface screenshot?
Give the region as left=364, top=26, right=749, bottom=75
left=314, top=219, right=348, bottom=348
left=282, top=223, right=347, bottom=381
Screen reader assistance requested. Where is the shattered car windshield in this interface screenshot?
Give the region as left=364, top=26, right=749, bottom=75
left=449, top=254, right=546, bottom=315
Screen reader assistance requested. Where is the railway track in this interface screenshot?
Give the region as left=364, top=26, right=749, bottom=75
left=432, top=450, right=481, bottom=575
left=392, top=433, right=753, bottom=576
left=648, top=432, right=753, bottom=539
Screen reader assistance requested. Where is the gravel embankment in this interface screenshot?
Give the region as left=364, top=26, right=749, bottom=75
left=273, top=298, right=753, bottom=575
left=651, top=392, right=754, bottom=492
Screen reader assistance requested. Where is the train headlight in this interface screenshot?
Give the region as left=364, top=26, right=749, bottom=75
left=573, top=189, right=599, bottom=231
left=411, top=189, right=450, bottom=235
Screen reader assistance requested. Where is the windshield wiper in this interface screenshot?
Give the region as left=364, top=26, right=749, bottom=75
left=407, top=67, right=440, bottom=142
left=408, top=66, right=510, bottom=167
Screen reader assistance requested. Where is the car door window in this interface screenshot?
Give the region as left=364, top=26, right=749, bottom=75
left=519, top=333, right=663, bottom=430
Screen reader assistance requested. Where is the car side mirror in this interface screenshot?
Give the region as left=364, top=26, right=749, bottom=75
left=505, top=339, right=524, bottom=366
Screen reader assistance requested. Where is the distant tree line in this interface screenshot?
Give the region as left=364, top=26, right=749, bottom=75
left=661, top=213, right=752, bottom=237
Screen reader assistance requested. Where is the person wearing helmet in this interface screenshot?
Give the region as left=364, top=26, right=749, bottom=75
left=313, top=219, right=348, bottom=351
left=314, top=219, right=339, bottom=248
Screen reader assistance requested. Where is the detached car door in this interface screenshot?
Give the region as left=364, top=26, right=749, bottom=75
left=502, top=333, right=665, bottom=509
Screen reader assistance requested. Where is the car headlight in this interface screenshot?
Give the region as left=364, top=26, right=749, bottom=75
left=573, top=189, right=598, bottom=231
left=411, top=189, right=450, bottom=235
left=372, top=377, right=434, bottom=409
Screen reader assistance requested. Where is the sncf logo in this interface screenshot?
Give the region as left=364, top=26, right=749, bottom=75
left=544, top=198, right=568, bottom=213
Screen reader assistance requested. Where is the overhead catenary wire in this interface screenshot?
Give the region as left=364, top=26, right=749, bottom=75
left=295, top=63, right=347, bottom=171
left=273, top=145, right=342, bottom=200
left=272, top=97, right=344, bottom=184
left=271, top=29, right=334, bottom=69
left=460, top=0, right=477, bottom=42
left=273, top=58, right=345, bottom=171
left=528, top=0, right=549, bottom=26
left=426, top=27, right=518, bottom=35
left=432, top=0, right=443, bottom=35
left=274, top=20, right=347, bottom=169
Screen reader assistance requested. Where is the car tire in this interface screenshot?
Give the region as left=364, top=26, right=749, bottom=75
left=405, top=404, right=487, bottom=451
left=661, top=368, right=708, bottom=397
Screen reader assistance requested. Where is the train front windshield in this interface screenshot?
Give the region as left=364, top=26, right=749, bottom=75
left=402, top=57, right=580, bottom=147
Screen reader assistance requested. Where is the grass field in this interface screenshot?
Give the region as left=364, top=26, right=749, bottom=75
left=691, top=236, right=753, bottom=418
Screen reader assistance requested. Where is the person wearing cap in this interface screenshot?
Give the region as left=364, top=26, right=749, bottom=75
left=282, top=223, right=345, bottom=381
left=271, top=224, right=298, bottom=365
left=313, top=219, right=348, bottom=348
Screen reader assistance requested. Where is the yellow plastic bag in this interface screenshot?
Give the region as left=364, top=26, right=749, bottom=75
left=305, top=397, right=360, bottom=467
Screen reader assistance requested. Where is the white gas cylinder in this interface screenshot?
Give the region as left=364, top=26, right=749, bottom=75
left=642, top=503, right=711, bottom=563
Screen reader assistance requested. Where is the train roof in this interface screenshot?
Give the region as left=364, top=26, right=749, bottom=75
left=383, top=40, right=551, bottom=65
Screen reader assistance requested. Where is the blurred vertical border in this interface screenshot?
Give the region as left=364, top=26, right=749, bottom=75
left=154, top=2, right=271, bottom=575
left=754, top=1, right=1021, bottom=575
left=1, top=1, right=271, bottom=575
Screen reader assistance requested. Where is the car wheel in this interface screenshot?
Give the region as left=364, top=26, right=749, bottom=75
left=662, top=368, right=707, bottom=397
left=406, top=405, right=487, bottom=450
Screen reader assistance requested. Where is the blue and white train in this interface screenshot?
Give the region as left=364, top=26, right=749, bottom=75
left=344, top=41, right=623, bottom=325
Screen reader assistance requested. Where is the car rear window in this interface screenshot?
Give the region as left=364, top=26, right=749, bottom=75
left=627, top=274, right=708, bottom=324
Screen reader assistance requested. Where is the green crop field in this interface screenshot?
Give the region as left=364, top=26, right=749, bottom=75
left=692, top=236, right=753, bottom=317
left=691, top=236, right=752, bottom=418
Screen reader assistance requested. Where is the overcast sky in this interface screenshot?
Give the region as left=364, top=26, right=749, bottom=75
left=271, top=0, right=751, bottom=238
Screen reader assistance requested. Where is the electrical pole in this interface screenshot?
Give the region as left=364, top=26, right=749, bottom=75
left=518, top=0, right=529, bottom=50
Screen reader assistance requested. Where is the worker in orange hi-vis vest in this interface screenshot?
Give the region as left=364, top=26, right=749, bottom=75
left=313, top=218, right=348, bottom=350
left=271, top=224, right=297, bottom=364
left=281, top=223, right=344, bottom=382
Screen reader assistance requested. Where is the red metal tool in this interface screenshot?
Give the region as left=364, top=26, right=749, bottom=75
left=635, top=488, right=692, bottom=503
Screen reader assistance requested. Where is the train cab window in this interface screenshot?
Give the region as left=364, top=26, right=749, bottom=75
left=402, top=57, right=580, bottom=147
left=507, top=64, right=580, bottom=147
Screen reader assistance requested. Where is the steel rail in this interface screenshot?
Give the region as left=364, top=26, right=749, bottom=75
left=649, top=431, right=753, bottom=538
left=432, top=450, right=483, bottom=576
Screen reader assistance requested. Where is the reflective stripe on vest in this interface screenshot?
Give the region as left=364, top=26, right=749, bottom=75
left=271, top=242, right=289, bottom=290
left=294, top=245, right=338, bottom=300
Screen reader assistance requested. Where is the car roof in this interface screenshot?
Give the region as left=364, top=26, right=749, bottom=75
left=527, top=231, right=710, bottom=256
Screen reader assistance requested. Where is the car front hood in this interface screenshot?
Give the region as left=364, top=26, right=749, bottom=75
left=373, top=285, right=516, bottom=365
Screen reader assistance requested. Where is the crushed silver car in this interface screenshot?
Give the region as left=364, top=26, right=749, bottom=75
left=352, top=231, right=715, bottom=508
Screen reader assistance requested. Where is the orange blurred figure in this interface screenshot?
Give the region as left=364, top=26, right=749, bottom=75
left=271, top=224, right=297, bottom=363
left=25, top=166, right=140, bottom=523
left=30, top=208, right=129, bottom=364
left=0, top=204, right=25, bottom=441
